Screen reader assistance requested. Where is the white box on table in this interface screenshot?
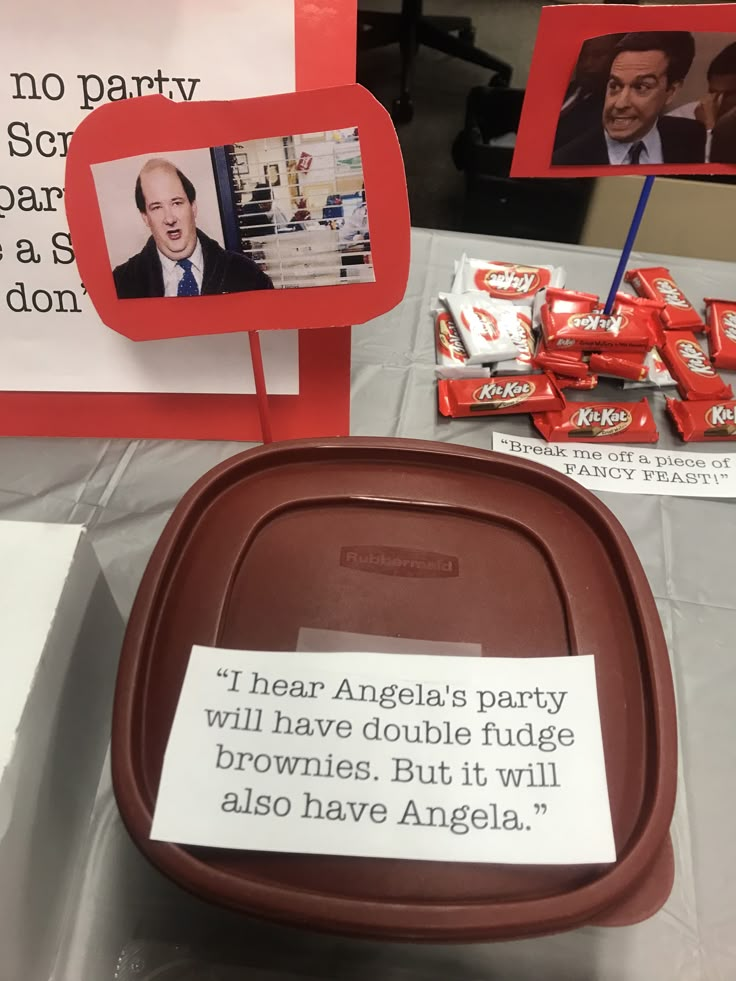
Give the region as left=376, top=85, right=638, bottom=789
left=0, top=522, right=123, bottom=981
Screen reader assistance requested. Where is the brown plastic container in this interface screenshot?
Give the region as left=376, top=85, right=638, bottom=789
left=112, top=437, right=677, bottom=942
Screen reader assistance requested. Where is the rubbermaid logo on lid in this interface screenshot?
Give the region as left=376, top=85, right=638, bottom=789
left=340, top=546, right=459, bottom=578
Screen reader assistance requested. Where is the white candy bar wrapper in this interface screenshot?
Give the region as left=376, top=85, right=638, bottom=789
left=435, top=364, right=491, bottom=380
left=433, top=305, right=491, bottom=380
left=439, top=292, right=520, bottom=365
left=532, top=287, right=547, bottom=330
left=493, top=306, right=541, bottom=375
left=624, top=348, right=677, bottom=389
left=452, top=256, right=565, bottom=303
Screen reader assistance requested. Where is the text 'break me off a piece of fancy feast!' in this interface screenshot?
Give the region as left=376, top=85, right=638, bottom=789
left=493, top=432, right=736, bottom=498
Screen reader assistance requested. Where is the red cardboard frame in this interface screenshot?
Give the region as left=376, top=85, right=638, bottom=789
left=512, top=3, right=736, bottom=178
left=0, top=328, right=351, bottom=440
left=2, top=0, right=361, bottom=440
left=66, top=84, right=409, bottom=341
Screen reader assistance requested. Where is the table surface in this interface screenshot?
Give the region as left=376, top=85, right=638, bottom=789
left=5, top=228, right=736, bottom=980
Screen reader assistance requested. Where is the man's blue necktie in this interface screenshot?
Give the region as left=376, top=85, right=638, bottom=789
left=177, top=257, right=200, bottom=297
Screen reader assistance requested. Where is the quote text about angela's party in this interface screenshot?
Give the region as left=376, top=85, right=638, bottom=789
left=151, top=648, right=615, bottom=865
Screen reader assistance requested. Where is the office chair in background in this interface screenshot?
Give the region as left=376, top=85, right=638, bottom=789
left=358, top=0, right=512, bottom=123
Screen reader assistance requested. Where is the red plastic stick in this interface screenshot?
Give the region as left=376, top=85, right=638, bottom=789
left=248, top=331, right=273, bottom=444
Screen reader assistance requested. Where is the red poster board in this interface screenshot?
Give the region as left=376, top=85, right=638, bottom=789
left=0, top=0, right=360, bottom=440
left=66, top=85, right=409, bottom=341
left=513, top=3, right=736, bottom=178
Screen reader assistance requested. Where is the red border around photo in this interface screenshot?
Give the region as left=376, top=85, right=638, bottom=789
left=2, top=0, right=359, bottom=440
left=512, top=3, right=736, bottom=178
left=66, top=83, right=409, bottom=341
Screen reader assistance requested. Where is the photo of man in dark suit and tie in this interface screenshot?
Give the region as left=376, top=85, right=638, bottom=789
left=113, top=158, right=273, bottom=299
left=553, top=32, right=706, bottom=166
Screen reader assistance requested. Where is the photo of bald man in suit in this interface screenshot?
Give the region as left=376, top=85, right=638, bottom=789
left=113, top=158, right=273, bottom=299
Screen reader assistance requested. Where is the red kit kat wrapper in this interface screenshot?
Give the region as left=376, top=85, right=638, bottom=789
left=437, top=374, right=564, bottom=417
left=616, top=293, right=667, bottom=347
left=667, top=398, right=736, bottom=441
left=589, top=351, right=648, bottom=382
left=541, top=288, right=654, bottom=352
left=554, top=373, right=599, bottom=391
left=533, top=399, right=658, bottom=443
left=534, top=338, right=590, bottom=378
left=705, top=298, right=736, bottom=371
left=660, top=332, right=733, bottom=401
left=625, top=267, right=705, bottom=331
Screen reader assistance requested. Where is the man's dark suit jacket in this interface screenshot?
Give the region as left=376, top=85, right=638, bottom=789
left=554, top=88, right=605, bottom=151
left=711, top=108, right=736, bottom=164
left=552, top=116, right=706, bottom=166
left=112, top=229, right=274, bottom=298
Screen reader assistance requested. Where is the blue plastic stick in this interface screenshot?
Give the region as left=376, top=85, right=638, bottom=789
left=603, top=175, right=655, bottom=314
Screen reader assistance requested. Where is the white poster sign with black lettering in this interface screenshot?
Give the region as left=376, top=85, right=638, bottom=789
left=151, top=647, right=616, bottom=865
left=0, top=0, right=298, bottom=394
left=492, top=432, right=736, bottom=498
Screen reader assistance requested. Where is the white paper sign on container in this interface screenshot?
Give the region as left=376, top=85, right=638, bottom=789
left=151, top=646, right=616, bottom=866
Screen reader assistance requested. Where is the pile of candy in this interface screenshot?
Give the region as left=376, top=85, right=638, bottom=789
left=435, top=256, right=736, bottom=443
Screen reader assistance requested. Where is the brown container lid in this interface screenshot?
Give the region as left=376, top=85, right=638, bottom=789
left=112, top=437, right=677, bottom=942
